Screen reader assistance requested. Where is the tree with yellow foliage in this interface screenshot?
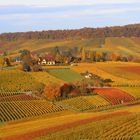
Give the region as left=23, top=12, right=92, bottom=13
left=81, top=47, right=86, bottom=62
left=0, top=56, right=4, bottom=70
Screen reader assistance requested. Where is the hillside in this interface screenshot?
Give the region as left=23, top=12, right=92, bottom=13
left=0, top=24, right=140, bottom=41
left=0, top=37, right=140, bottom=58
left=0, top=24, right=140, bottom=57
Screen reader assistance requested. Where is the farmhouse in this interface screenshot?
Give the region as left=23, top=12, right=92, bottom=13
left=15, top=56, right=21, bottom=62
left=39, top=53, right=56, bottom=65
left=85, top=73, right=92, bottom=79
left=47, top=61, right=55, bottom=65
left=41, top=59, right=47, bottom=65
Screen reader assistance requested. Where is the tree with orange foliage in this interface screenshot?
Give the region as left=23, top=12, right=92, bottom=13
left=43, top=84, right=61, bottom=100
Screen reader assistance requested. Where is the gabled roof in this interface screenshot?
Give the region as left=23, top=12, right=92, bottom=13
left=42, top=53, right=55, bottom=61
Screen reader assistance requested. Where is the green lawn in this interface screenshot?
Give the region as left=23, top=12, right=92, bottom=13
left=133, top=136, right=140, bottom=140
left=47, top=68, right=84, bottom=82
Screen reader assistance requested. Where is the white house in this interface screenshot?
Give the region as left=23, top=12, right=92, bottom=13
left=38, top=53, right=56, bottom=66
left=85, top=73, right=92, bottom=79
left=41, top=59, right=47, bottom=65
left=47, top=61, right=55, bottom=65
left=40, top=59, right=55, bottom=65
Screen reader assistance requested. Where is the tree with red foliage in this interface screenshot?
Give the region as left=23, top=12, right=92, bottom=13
left=60, top=83, right=75, bottom=98
left=70, top=88, right=81, bottom=97
left=4, top=57, right=11, bottom=66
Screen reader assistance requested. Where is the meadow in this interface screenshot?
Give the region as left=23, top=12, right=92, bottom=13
left=46, top=68, right=84, bottom=82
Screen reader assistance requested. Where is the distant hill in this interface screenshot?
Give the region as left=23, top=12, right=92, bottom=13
left=0, top=24, right=140, bottom=57
left=0, top=24, right=140, bottom=41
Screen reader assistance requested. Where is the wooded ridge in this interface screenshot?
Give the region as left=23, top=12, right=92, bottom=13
left=0, top=24, right=140, bottom=41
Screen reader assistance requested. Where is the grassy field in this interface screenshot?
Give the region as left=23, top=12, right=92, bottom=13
left=47, top=68, right=84, bottom=82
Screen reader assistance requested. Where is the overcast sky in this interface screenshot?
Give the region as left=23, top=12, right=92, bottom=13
left=0, top=0, right=140, bottom=33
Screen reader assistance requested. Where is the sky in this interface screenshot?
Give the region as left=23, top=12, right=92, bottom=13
left=0, top=0, right=140, bottom=33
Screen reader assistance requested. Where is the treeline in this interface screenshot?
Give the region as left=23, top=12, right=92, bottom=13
left=0, top=24, right=140, bottom=41
left=81, top=49, right=137, bottom=62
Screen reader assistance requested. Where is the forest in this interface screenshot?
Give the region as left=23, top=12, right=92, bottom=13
left=0, top=24, right=140, bottom=41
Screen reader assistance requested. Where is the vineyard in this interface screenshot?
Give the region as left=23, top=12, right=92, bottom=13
left=120, top=87, right=140, bottom=99
left=0, top=100, right=65, bottom=122
left=0, top=70, right=40, bottom=92
left=29, top=72, right=64, bottom=86
left=0, top=91, right=24, bottom=97
left=0, top=94, right=38, bottom=102
left=34, top=113, right=140, bottom=140
left=99, top=115, right=140, bottom=140
left=93, top=88, right=135, bottom=104
left=56, top=95, right=111, bottom=111
left=118, top=66, right=140, bottom=75
left=0, top=70, right=63, bottom=92
left=72, top=62, right=140, bottom=86
left=95, top=62, right=140, bottom=80
left=0, top=62, right=140, bottom=139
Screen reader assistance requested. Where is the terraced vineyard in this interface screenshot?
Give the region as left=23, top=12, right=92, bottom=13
left=93, top=88, right=135, bottom=104
left=56, top=95, right=110, bottom=111
left=0, top=100, right=65, bottom=122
